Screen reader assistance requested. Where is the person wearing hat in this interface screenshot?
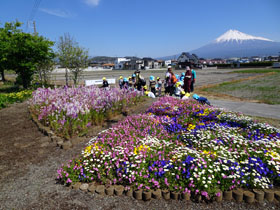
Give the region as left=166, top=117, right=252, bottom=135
left=174, top=82, right=183, bottom=97
left=123, top=77, right=129, bottom=89
left=143, top=85, right=155, bottom=98
left=101, top=77, right=109, bottom=88
left=128, top=76, right=133, bottom=88
left=190, top=66, right=197, bottom=92
left=183, top=66, right=192, bottom=93
left=180, top=72, right=185, bottom=82
left=119, top=76, right=124, bottom=89
left=192, top=94, right=211, bottom=105
left=165, top=66, right=175, bottom=95
left=135, top=70, right=145, bottom=91
left=132, top=74, right=136, bottom=87
left=149, top=75, right=156, bottom=96
left=180, top=90, right=190, bottom=100
left=156, top=77, right=162, bottom=97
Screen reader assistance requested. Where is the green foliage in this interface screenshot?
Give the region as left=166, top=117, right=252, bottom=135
left=57, top=33, right=89, bottom=85
left=0, top=21, right=22, bottom=82
left=0, top=89, right=33, bottom=109
left=231, top=69, right=280, bottom=74
left=0, top=20, right=55, bottom=88
left=216, top=62, right=273, bottom=68
left=203, top=72, right=280, bottom=104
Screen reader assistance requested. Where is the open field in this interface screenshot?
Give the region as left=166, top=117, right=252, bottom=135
left=201, top=71, right=280, bottom=104
left=47, top=68, right=267, bottom=87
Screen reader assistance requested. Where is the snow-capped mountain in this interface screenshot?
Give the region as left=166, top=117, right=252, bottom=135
left=190, top=29, right=280, bottom=58
left=215, top=29, right=272, bottom=43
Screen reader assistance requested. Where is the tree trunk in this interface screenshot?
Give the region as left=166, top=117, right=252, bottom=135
left=0, top=69, right=6, bottom=82
left=65, top=68, right=68, bottom=86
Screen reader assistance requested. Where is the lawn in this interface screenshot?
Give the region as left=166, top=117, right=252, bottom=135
left=202, top=72, right=280, bottom=104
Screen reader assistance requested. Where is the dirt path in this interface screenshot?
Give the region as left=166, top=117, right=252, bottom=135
left=0, top=101, right=279, bottom=209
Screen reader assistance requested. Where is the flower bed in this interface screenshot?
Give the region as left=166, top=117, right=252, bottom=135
left=57, top=96, right=280, bottom=200
left=29, top=86, right=143, bottom=139
left=0, top=90, right=33, bottom=109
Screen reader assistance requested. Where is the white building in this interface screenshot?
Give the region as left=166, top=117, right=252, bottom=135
left=114, top=58, right=130, bottom=70
left=165, top=60, right=172, bottom=66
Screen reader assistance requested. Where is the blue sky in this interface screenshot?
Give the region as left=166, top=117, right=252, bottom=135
left=1, top=0, right=280, bottom=58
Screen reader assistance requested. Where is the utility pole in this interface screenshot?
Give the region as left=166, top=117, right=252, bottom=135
left=33, top=20, right=37, bottom=35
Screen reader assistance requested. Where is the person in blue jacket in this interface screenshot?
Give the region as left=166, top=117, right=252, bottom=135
left=192, top=94, right=211, bottom=106
left=191, top=67, right=196, bottom=92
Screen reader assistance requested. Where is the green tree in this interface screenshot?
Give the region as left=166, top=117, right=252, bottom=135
left=0, top=21, right=22, bottom=82
left=69, top=46, right=89, bottom=85
left=8, top=32, right=55, bottom=88
left=36, top=57, right=55, bottom=86
left=57, top=33, right=89, bottom=86
left=0, top=21, right=55, bottom=88
left=57, top=33, right=76, bottom=86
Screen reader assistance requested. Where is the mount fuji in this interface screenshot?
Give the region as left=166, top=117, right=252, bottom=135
left=190, top=29, right=280, bottom=58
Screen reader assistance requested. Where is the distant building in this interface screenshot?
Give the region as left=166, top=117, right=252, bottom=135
left=250, top=56, right=262, bottom=62
left=114, top=58, right=130, bottom=70
left=143, top=57, right=154, bottom=69
left=177, top=52, right=199, bottom=68
left=102, top=63, right=114, bottom=69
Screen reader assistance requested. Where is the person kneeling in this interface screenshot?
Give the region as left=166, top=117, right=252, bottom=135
left=101, top=77, right=109, bottom=88
left=192, top=94, right=211, bottom=105
left=180, top=91, right=190, bottom=100
left=143, top=86, right=155, bottom=98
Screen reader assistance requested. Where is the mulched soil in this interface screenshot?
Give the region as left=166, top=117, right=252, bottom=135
left=0, top=99, right=279, bottom=209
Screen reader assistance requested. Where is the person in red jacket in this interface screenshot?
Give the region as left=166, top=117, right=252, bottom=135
left=183, top=66, right=192, bottom=93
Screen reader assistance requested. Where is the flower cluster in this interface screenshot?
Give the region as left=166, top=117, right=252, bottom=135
left=0, top=89, right=33, bottom=109
left=29, top=86, right=143, bottom=138
left=57, top=96, right=280, bottom=199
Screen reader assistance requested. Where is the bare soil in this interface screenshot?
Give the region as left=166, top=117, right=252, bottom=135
left=0, top=98, right=279, bottom=209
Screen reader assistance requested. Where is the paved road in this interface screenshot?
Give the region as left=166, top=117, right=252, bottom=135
left=211, top=99, right=280, bottom=120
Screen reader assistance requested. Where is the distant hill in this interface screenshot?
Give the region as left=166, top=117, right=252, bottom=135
left=156, top=54, right=180, bottom=61
left=158, top=29, right=280, bottom=59
left=89, top=56, right=117, bottom=63
left=190, top=29, right=280, bottom=58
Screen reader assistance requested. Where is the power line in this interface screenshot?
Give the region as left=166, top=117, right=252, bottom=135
left=25, top=0, right=42, bottom=32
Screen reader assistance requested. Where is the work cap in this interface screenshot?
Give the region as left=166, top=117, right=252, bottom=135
left=192, top=94, right=199, bottom=99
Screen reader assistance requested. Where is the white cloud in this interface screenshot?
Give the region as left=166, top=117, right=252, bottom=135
left=84, top=0, right=100, bottom=6
left=39, top=8, right=72, bottom=18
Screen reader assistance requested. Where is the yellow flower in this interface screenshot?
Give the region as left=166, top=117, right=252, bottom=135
left=134, top=144, right=150, bottom=155
left=188, top=124, right=196, bottom=130
left=202, top=150, right=216, bottom=157
left=84, top=145, right=93, bottom=156
left=267, top=151, right=280, bottom=160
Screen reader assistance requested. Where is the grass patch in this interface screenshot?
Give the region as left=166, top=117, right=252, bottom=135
left=202, top=72, right=280, bottom=104
left=0, top=81, right=33, bottom=109
left=230, top=69, right=280, bottom=74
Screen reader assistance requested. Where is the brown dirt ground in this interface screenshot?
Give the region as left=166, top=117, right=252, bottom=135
left=0, top=99, right=280, bottom=209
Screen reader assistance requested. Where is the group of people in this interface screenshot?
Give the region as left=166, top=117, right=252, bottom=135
left=115, top=65, right=197, bottom=99
left=101, top=65, right=210, bottom=104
